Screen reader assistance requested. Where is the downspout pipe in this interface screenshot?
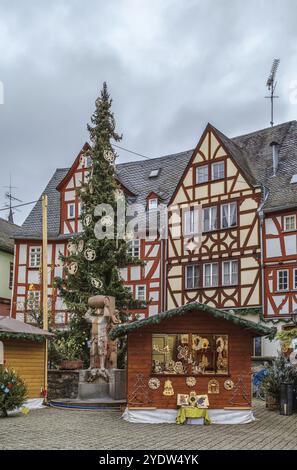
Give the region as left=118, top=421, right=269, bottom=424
left=257, top=185, right=269, bottom=320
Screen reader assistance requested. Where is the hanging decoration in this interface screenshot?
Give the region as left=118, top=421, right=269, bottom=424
left=101, top=215, right=113, bottom=227
left=84, top=248, right=96, bottom=261
left=128, top=373, right=152, bottom=406
left=67, top=262, right=78, bottom=275
left=173, top=361, right=185, bottom=375
left=177, top=394, right=189, bottom=406
left=186, top=376, right=196, bottom=388
left=224, top=379, right=234, bottom=391
left=152, top=344, right=170, bottom=354
left=163, top=379, right=174, bottom=396
left=208, top=379, right=219, bottom=394
left=148, top=378, right=160, bottom=390
left=77, top=239, right=84, bottom=253
left=228, top=375, right=250, bottom=406
left=67, top=241, right=77, bottom=254
left=88, top=181, right=94, bottom=195
left=104, top=150, right=115, bottom=163
left=177, top=345, right=189, bottom=361
left=91, top=277, right=103, bottom=289
left=83, top=214, right=92, bottom=227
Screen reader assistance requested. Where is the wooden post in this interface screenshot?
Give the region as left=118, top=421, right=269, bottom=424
left=42, top=195, right=48, bottom=401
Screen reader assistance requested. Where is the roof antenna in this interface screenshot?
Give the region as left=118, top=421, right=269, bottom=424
left=265, top=59, right=280, bottom=127
left=3, top=174, right=22, bottom=223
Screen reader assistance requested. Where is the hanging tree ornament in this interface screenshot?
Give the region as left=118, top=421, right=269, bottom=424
left=67, top=262, right=78, bottom=275
left=83, top=214, right=92, bottom=227
left=104, top=150, right=115, bottom=163
left=77, top=239, right=84, bottom=253
left=101, top=215, right=113, bottom=227
left=91, top=277, right=103, bottom=289
left=84, top=248, right=96, bottom=261
left=67, top=241, right=77, bottom=254
left=88, top=181, right=94, bottom=195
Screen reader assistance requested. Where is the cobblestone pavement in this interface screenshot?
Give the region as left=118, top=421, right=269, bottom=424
left=0, top=401, right=296, bottom=450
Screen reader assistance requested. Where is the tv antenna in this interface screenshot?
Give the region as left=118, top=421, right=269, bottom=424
left=265, top=59, right=280, bottom=127
left=2, top=175, right=22, bottom=223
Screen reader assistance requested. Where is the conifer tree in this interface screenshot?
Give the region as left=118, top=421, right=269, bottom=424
left=54, top=83, right=142, bottom=364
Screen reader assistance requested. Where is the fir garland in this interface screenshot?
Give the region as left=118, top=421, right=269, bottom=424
left=0, top=332, right=46, bottom=343
left=109, top=302, right=275, bottom=340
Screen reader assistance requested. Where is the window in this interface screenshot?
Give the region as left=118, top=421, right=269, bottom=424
left=253, top=337, right=262, bottom=357
left=203, top=206, right=217, bottom=232
left=148, top=198, right=158, bottom=211
left=196, top=165, right=208, bottom=184
left=127, top=240, right=140, bottom=258
left=294, top=269, right=297, bottom=290
left=222, top=260, right=238, bottom=286
left=29, top=247, right=41, bottom=268
left=152, top=333, right=228, bottom=376
left=9, top=262, right=13, bottom=290
left=27, top=291, right=41, bottom=311
left=149, top=169, right=160, bottom=178
left=136, top=285, right=146, bottom=301
left=284, top=215, right=296, bottom=231
left=0, top=341, right=3, bottom=365
left=221, top=202, right=237, bottom=229
left=125, top=285, right=133, bottom=294
left=67, top=203, right=75, bottom=219
left=212, top=162, right=225, bottom=180
left=277, top=270, right=289, bottom=291
left=185, top=265, right=199, bottom=289
left=184, top=209, right=198, bottom=235
left=203, top=263, right=218, bottom=287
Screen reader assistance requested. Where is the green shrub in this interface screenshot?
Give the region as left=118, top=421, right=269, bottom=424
left=261, top=354, right=297, bottom=400
left=0, top=366, right=28, bottom=417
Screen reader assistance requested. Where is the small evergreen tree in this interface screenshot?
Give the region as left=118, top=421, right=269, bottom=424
left=0, top=366, right=28, bottom=417
left=54, top=82, right=143, bottom=366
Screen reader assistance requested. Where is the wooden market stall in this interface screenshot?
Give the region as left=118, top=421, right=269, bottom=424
left=110, top=302, right=274, bottom=424
left=0, top=316, right=53, bottom=399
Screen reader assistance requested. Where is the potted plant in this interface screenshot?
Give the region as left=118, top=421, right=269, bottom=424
left=261, top=354, right=297, bottom=411
left=54, top=337, right=84, bottom=370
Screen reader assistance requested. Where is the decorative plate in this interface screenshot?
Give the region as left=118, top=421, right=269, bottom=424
left=224, top=379, right=234, bottom=391
left=186, top=376, right=196, bottom=387
left=148, top=378, right=160, bottom=390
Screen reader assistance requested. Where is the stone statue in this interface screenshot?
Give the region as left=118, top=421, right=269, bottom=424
left=84, top=295, right=120, bottom=382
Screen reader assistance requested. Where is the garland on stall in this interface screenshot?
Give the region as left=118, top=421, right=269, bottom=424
left=109, top=302, right=275, bottom=340
left=228, top=307, right=293, bottom=325
left=0, top=332, right=46, bottom=343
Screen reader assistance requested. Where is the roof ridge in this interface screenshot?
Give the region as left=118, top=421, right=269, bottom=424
left=232, top=120, right=296, bottom=141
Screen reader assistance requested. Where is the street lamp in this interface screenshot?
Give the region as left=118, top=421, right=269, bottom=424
left=291, top=308, right=297, bottom=326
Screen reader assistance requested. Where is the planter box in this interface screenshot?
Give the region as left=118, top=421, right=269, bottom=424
left=59, top=360, right=83, bottom=370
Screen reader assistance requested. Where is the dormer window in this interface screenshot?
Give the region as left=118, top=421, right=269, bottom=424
left=149, top=169, right=160, bottom=178
left=68, top=203, right=75, bottom=219
left=148, top=198, right=158, bottom=211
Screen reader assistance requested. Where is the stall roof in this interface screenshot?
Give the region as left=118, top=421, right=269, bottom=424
left=0, top=316, right=54, bottom=340
left=110, top=302, right=275, bottom=340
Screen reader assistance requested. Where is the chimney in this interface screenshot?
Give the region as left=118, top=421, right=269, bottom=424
left=270, top=141, right=279, bottom=176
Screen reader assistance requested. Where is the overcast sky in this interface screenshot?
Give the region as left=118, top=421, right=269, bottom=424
left=0, top=0, right=297, bottom=225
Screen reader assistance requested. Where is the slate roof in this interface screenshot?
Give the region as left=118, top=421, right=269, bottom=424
left=109, top=302, right=274, bottom=340
left=0, top=315, right=54, bottom=338
left=0, top=218, right=21, bottom=253
left=15, top=120, right=297, bottom=239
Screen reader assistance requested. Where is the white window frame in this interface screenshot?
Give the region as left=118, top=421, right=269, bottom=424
left=221, top=202, right=237, bottom=229
left=203, top=206, right=218, bottom=232
left=185, top=265, right=199, bottom=290
left=148, top=198, right=158, bottom=211
left=29, top=247, right=41, bottom=268
left=67, top=203, right=76, bottom=219
left=211, top=161, right=225, bottom=181
left=127, top=240, right=140, bottom=258
left=184, top=209, right=198, bottom=236
left=284, top=214, right=296, bottom=232
left=293, top=269, right=297, bottom=290
left=27, top=291, right=41, bottom=311
left=203, top=263, right=218, bottom=287
left=277, top=269, right=289, bottom=291
left=136, top=285, right=146, bottom=301
left=196, top=165, right=208, bottom=184
left=222, top=260, right=238, bottom=286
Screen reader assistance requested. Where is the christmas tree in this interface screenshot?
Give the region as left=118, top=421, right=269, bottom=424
left=54, top=82, right=143, bottom=365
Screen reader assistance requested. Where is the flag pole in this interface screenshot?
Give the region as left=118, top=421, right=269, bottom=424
left=42, top=195, right=48, bottom=403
